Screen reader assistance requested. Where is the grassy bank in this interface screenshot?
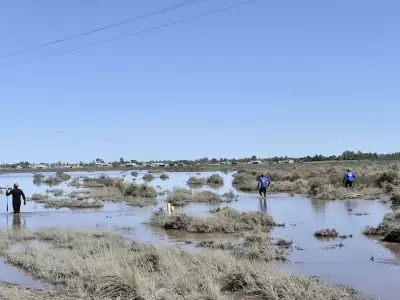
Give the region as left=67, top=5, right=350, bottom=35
left=364, top=210, right=400, bottom=243
left=0, top=228, right=362, bottom=300
left=232, top=161, right=400, bottom=200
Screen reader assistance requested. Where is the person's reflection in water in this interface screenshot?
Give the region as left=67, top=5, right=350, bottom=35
left=259, top=198, right=268, bottom=213
left=345, top=199, right=356, bottom=214
left=12, top=213, right=22, bottom=232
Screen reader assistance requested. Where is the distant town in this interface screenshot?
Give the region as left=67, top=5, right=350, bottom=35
left=1, top=150, right=399, bottom=171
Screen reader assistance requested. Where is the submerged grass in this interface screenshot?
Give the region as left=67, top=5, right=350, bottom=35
left=69, top=177, right=81, bottom=187
left=314, top=229, right=339, bottom=238
left=142, top=173, right=155, bottom=181
left=196, top=232, right=287, bottom=262
left=0, top=228, right=362, bottom=300
left=150, top=207, right=275, bottom=233
left=46, top=189, right=64, bottom=196
left=160, top=173, right=169, bottom=180
left=0, top=282, right=82, bottom=300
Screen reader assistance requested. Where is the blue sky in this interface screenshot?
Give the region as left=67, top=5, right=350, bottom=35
left=0, top=0, right=399, bottom=163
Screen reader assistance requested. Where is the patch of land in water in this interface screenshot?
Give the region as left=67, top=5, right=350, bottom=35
left=0, top=227, right=364, bottom=300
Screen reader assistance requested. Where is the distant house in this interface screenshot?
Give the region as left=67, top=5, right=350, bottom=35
left=32, top=164, right=45, bottom=169
left=94, top=162, right=110, bottom=167
left=288, top=160, right=295, bottom=164
left=125, top=163, right=137, bottom=167
left=250, top=160, right=262, bottom=165
left=152, top=163, right=166, bottom=167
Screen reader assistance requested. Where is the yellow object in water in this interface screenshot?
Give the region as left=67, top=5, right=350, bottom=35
left=167, top=203, right=174, bottom=213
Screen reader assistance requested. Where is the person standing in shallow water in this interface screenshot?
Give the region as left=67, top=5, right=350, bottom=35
left=343, top=168, right=356, bottom=188
left=6, top=182, right=26, bottom=214
left=258, top=173, right=271, bottom=198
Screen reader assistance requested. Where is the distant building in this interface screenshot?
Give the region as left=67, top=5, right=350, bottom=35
left=32, top=164, right=46, bottom=169
left=94, top=162, right=111, bottom=167
left=125, top=163, right=137, bottom=167
left=249, top=160, right=263, bottom=165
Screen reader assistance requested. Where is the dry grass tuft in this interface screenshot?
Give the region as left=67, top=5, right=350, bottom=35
left=167, top=188, right=226, bottom=206
left=206, top=174, right=224, bottom=186
left=160, top=173, right=169, bottom=180
left=150, top=207, right=275, bottom=233
left=142, top=173, right=155, bottom=182
left=43, top=199, right=104, bottom=209
left=187, top=176, right=205, bottom=187
left=363, top=209, right=400, bottom=242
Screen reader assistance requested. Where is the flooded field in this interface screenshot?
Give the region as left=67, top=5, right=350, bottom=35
left=0, top=170, right=398, bottom=299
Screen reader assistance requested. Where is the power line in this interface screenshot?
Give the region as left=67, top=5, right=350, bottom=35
left=0, top=0, right=256, bottom=70
left=0, top=0, right=206, bottom=59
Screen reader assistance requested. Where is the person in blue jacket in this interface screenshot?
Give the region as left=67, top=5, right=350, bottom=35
left=258, top=173, right=271, bottom=198
left=343, top=168, right=356, bottom=188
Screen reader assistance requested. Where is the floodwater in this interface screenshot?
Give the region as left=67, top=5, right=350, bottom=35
left=0, top=170, right=398, bottom=299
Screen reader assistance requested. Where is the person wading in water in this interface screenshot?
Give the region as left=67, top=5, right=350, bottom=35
left=258, top=173, right=271, bottom=198
left=6, top=183, right=26, bottom=214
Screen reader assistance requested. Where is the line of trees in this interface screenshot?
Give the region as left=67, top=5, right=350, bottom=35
left=2, top=150, right=400, bottom=169
left=139, top=151, right=400, bottom=165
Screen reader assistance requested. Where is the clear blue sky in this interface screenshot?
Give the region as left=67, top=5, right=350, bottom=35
left=0, top=0, right=399, bottom=163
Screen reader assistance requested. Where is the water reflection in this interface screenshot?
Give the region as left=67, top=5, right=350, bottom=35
left=13, top=213, right=21, bottom=227
left=310, top=198, right=328, bottom=212
left=11, top=213, right=26, bottom=232
left=259, top=197, right=267, bottom=213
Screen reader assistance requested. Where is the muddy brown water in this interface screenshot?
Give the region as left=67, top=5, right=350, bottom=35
left=0, top=170, right=398, bottom=299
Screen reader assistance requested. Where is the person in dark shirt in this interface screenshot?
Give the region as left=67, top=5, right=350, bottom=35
left=6, top=182, right=26, bottom=214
